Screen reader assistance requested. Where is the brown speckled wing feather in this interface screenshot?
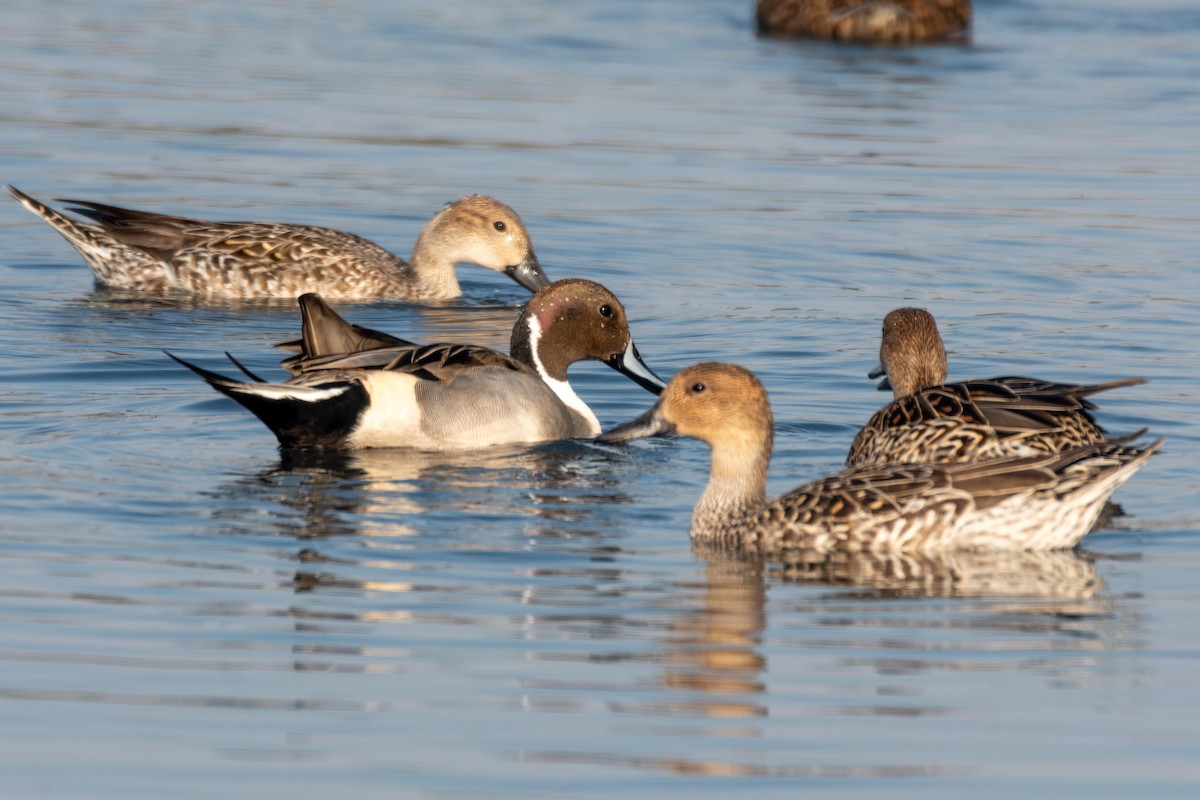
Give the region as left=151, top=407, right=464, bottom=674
left=180, top=224, right=391, bottom=265
left=62, top=200, right=406, bottom=297
left=847, top=377, right=1143, bottom=466
left=740, top=453, right=1066, bottom=553
left=65, top=201, right=390, bottom=263
left=61, top=199, right=210, bottom=256
left=740, top=462, right=962, bottom=551
left=756, top=0, right=972, bottom=43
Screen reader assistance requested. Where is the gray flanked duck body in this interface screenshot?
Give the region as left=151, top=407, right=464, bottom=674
left=599, top=363, right=1159, bottom=555
left=847, top=307, right=1145, bottom=467
left=8, top=186, right=549, bottom=301
left=171, top=279, right=665, bottom=450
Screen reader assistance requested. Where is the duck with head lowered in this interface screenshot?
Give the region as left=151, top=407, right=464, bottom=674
left=8, top=186, right=550, bottom=301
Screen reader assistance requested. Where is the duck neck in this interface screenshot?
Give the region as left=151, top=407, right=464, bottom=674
left=408, top=227, right=462, bottom=300
left=691, top=428, right=772, bottom=541
left=892, top=361, right=946, bottom=399
left=511, top=312, right=600, bottom=436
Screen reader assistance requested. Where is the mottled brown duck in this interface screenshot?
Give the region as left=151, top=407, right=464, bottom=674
left=756, top=0, right=971, bottom=45
left=8, top=186, right=549, bottom=301
left=600, top=363, right=1158, bottom=555
left=847, top=307, right=1145, bottom=467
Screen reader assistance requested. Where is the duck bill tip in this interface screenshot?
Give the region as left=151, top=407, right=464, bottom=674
left=867, top=364, right=891, bottom=391
left=596, top=404, right=675, bottom=445
left=607, top=340, right=667, bottom=395
left=505, top=254, right=551, bottom=293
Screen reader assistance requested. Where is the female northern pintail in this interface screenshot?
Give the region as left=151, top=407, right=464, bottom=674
left=169, top=279, right=666, bottom=450
left=756, top=0, right=971, bottom=44
left=847, top=307, right=1145, bottom=467
left=599, top=363, right=1159, bottom=554
left=7, top=186, right=549, bottom=301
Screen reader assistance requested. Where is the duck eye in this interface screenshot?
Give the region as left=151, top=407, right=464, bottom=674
left=598, top=304, right=612, bottom=318
left=690, top=382, right=706, bottom=394
left=493, top=221, right=507, bottom=232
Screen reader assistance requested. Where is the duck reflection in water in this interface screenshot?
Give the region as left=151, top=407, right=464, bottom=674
left=208, top=439, right=636, bottom=543
left=746, top=545, right=1104, bottom=602
left=658, top=543, right=1107, bottom=711
left=520, top=542, right=1114, bottom=779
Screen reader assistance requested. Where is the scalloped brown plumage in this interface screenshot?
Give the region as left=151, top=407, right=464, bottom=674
left=8, top=185, right=549, bottom=301
left=599, top=362, right=1159, bottom=554
left=847, top=308, right=1146, bottom=467
left=756, top=0, right=972, bottom=44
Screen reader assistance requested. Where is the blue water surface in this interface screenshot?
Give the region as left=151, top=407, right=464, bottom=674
left=1, top=1, right=1198, bottom=798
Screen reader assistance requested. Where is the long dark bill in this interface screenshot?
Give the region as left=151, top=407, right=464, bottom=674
left=868, top=363, right=892, bottom=392
left=605, top=340, right=667, bottom=395
left=596, top=400, right=675, bottom=445
left=505, top=252, right=552, bottom=293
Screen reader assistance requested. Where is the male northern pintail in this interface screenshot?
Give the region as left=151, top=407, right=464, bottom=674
left=7, top=186, right=549, bottom=301
left=599, top=363, right=1159, bottom=554
left=275, top=293, right=414, bottom=372
left=847, top=307, right=1145, bottom=467
left=170, top=279, right=666, bottom=450
left=755, top=0, right=971, bottom=44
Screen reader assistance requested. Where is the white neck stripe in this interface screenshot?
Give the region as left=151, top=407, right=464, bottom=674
left=526, top=315, right=601, bottom=435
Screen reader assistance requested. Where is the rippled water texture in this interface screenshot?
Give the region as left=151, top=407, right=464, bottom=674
left=1, top=1, right=1198, bottom=798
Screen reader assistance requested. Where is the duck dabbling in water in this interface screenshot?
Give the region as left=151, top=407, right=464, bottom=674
left=8, top=186, right=549, bottom=301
